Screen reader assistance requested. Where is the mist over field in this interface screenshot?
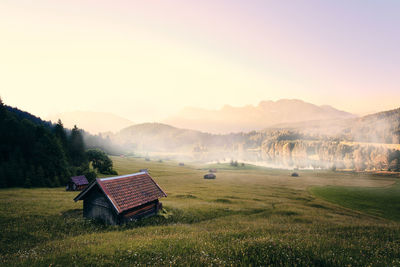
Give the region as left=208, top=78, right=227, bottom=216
left=87, top=102, right=400, bottom=172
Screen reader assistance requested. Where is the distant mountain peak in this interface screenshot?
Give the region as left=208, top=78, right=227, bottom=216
left=164, top=99, right=355, bottom=134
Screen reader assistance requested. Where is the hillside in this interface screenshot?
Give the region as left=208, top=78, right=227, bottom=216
left=113, top=123, right=209, bottom=152
left=0, top=101, right=85, bottom=187
left=112, top=123, right=265, bottom=154
left=347, top=107, right=400, bottom=144
left=268, top=107, right=400, bottom=144
left=112, top=107, right=400, bottom=171
left=164, top=99, right=355, bottom=134
left=6, top=106, right=53, bottom=128
left=258, top=107, right=400, bottom=171
left=0, top=101, right=123, bottom=188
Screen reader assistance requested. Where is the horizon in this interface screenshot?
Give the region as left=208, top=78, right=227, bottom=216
left=1, top=1, right=400, bottom=122
left=1, top=97, right=398, bottom=128
left=46, top=98, right=396, bottom=124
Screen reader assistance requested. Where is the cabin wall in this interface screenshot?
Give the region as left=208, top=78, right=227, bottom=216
left=77, top=184, right=87, bottom=191
left=83, top=187, right=119, bottom=225
left=79, top=184, right=164, bottom=225
left=66, top=182, right=87, bottom=191
left=120, top=199, right=160, bottom=223
left=66, top=182, right=77, bottom=191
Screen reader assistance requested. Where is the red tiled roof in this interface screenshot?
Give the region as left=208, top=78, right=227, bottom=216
left=71, top=175, right=89, bottom=186
left=74, top=172, right=167, bottom=214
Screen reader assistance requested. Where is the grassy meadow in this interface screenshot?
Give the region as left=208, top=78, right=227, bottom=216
left=311, top=181, right=400, bottom=221
left=1, top=156, right=400, bottom=266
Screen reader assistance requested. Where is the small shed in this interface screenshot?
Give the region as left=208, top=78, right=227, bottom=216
left=66, top=175, right=89, bottom=191
left=74, top=172, right=167, bottom=225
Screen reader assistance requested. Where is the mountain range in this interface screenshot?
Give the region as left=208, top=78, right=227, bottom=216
left=112, top=106, right=400, bottom=153
left=47, top=99, right=356, bottom=135
left=164, top=99, right=356, bottom=134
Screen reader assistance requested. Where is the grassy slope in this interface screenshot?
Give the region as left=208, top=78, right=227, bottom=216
left=311, top=182, right=400, bottom=221
left=0, top=157, right=399, bottom=266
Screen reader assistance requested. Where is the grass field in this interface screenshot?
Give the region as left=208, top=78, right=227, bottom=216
left=311, top=182, right=400, bottom=221
left=1, top=156, right=400, bottom=266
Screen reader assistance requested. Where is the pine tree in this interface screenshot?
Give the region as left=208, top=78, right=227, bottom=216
left=54, top=119, right=68, bottom=151
left=69, top=125, right=87, bottom=167
left=0, top=97, right=5, bottom=119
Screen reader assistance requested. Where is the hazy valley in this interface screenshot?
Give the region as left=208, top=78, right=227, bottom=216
left=93, top=101, right=400, bottom=172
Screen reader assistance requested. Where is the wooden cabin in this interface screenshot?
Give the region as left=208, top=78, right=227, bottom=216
left=66, top=175, right=89, bottom=191
left=74, top=172, right=167, bottom=225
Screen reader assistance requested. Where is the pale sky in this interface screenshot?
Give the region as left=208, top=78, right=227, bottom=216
left=1, top=0, right=399, bottom=122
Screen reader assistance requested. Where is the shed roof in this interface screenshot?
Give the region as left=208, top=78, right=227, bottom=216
left=71, top=175, right=89, bottom=186
left=74, top=172, right=167, bottom=214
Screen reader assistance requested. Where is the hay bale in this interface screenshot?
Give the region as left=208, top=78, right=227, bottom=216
left=204, top=173, right=216, bottom=179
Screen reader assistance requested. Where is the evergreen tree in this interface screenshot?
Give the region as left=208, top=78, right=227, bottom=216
left=69, top=125, right=86, bottom=167
left=0, top=97, right=5, bottom=119
left=54, top=119, right=68, bottom=151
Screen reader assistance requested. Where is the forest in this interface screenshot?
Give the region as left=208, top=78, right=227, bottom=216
left=0, top=99, right=116, bottom=188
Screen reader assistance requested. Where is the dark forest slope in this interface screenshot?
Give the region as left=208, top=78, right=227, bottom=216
left=0, top=100, right=87, bottom=187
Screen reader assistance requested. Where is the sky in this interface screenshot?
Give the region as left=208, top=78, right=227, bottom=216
left=1, top=0, right=399, bottom=122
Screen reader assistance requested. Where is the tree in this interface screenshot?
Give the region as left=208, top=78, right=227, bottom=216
left=86, top=149, right=117, bottom=175
left=54, top=119, right=68, bottom=150
left=0, top=97, right=5, bottom=119
left=69, top=125, right=86, bottom=167
left=388, top=150, right=400, bottom=172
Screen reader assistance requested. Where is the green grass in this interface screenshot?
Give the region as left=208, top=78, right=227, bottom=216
left=311, top=182, right=400, bottom=221
left=0, top=156, right=400, bottom=266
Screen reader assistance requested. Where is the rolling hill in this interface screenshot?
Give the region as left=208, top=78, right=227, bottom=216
left=111, top=106, right=400, bottom=171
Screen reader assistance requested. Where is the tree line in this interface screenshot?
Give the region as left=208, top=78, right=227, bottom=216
left=0, top=99, right=117, bottom=188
